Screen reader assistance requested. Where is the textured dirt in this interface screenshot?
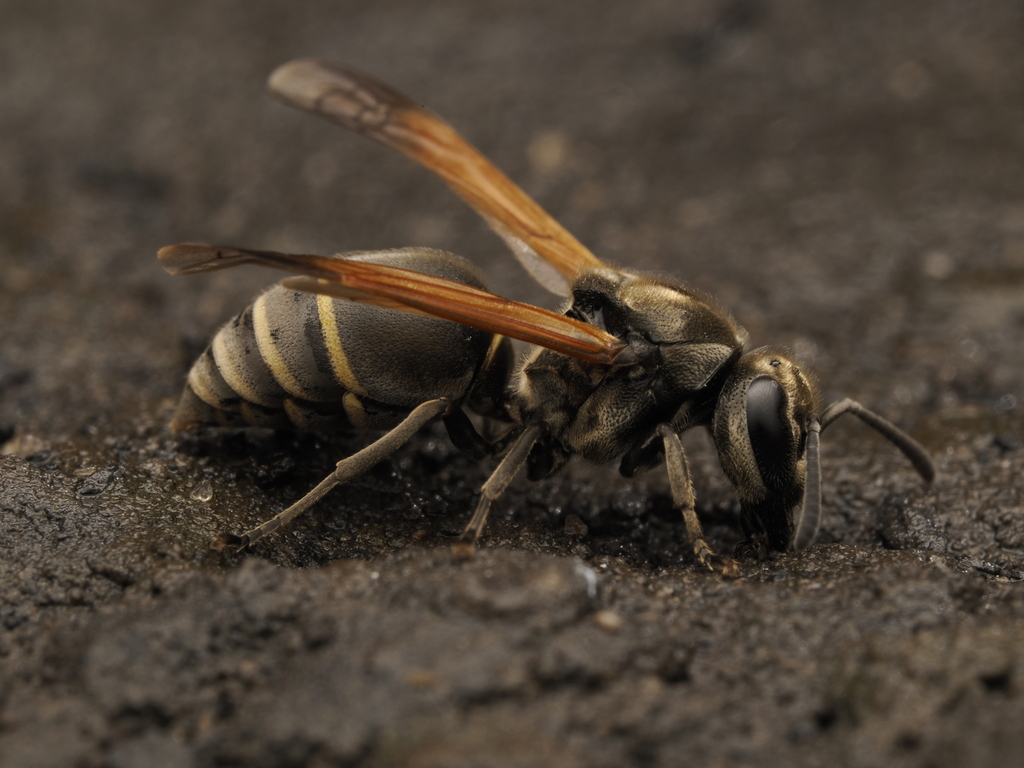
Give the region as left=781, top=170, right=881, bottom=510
left=2, top=1, right=1023, bottom=766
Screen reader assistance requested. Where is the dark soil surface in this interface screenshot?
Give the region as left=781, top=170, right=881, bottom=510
left=3, top=1, right=1023, bottom=766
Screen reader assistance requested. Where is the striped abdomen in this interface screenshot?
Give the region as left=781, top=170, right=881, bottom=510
left=170, top=249, right=512, bottom=433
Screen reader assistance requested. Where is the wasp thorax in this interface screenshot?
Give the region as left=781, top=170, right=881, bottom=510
left=515, top=272, right=747, bottom=468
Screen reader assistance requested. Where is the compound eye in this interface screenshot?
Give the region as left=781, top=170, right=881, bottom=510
left=746, top=375, right=794, bottom=488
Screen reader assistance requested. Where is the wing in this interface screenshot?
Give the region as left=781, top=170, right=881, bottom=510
left=158, top=244, right=632, bottom=367
left=268, top=58, right=607, bottom=296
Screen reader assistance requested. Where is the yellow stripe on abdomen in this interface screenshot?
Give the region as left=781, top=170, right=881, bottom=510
left=253, top=292, right=311, bottom=400
left=317, top=294, right=367, bottom=396
left=343, top=392, right=367, bottom=429
left=211, top=327, right=268, bottom=406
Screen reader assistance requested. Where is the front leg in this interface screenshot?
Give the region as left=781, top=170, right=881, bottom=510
left=657, top=424, right=737, bottom=574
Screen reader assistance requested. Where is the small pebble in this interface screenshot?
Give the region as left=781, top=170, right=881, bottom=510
left=593, top=609, right=625, bottom=633
left=564, top=514, right=589, bottom=537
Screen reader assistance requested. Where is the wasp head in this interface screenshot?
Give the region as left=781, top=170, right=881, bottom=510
left=712, top=347, right=820, bottom=555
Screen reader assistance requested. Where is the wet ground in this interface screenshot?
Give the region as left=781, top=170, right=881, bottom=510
left=2, top=1, right=1024, bottom=765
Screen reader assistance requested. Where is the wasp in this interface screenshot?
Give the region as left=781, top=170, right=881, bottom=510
left=159, top=59, right=934, bottom=566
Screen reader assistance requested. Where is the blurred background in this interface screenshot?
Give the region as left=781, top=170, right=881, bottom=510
left=2, top=2, right=1024, bottom=765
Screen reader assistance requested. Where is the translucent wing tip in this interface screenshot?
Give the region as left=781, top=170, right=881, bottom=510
left=158, top=244, right=282, bottom=276
left=267, top=58, right=330, bottom=111
left=158, top=243, right=242, bottom=275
